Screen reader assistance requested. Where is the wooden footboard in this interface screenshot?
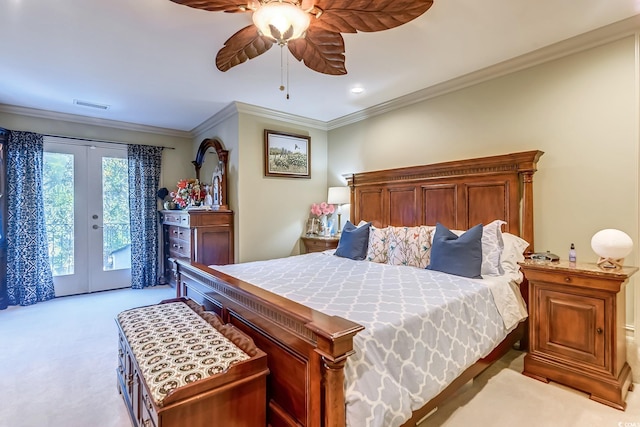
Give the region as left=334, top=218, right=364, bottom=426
left=174, top=259, right=364, bottom=427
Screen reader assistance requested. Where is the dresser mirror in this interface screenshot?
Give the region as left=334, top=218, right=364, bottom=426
left=193, top=138, right=229, bottom=210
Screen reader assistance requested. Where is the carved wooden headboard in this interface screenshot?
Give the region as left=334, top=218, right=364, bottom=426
left=345, top=150, right=543, bottom=252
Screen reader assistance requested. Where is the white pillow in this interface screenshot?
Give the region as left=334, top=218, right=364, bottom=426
left=501, top=232, right=530, bottom=283
left=480, top=220, right=506, bottom=276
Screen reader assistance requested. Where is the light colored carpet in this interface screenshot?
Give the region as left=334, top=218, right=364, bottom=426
left=423, top=349, right=640, bottom=426
left=0, top=285, right=175, bottom=427
left=1, top=286, right=639, bottom=427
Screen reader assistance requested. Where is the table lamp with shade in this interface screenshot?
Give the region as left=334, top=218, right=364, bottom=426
left=327, top=186, right=350, bottom=235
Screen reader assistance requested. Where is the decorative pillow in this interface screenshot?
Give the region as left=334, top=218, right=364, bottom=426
left=501, top=232, right=530, bottom=283
left=427, top=223, right=483, bottom=278
left=367, top=225, right=389, bottom=263
left=448, top=220, right=505, bottom=277
left=387, top=225, right=434, bottom=268
left=334, top=221, right=371, bottom=260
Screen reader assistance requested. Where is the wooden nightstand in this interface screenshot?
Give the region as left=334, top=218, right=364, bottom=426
left=519, top=260, right=638, bottom=410
left=301, top=235, right=339, bottom=253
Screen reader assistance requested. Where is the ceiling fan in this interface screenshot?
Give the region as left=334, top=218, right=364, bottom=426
left=169, top=0, right=435, bottom=76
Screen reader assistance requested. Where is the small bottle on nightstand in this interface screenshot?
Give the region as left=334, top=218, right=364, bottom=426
left=569, top=243, right=576, bottom=265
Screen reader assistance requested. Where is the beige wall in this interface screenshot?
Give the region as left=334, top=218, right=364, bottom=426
left=236, top=114, right=328, bottom=262
left=193, top=108, right=329, bottom=263
left=0, top=111, right=193, bottom=195
left=329, top=36, right=638, bottom=272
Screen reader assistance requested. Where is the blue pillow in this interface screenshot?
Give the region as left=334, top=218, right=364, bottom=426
left=427, top=223, right=483, bottom=278
left=334, top=221, right=371, bottom=260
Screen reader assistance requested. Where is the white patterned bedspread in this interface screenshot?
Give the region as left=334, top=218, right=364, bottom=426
left=211, top=253, right=525, bottom=427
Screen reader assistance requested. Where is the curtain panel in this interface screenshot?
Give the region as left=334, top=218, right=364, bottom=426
left=128, top=144, right=163, bottom=289
left=6, top=131, right=55, bottom=306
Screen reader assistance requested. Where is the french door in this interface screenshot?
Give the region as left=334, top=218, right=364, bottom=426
left=43, top=140, right=131, bottom=296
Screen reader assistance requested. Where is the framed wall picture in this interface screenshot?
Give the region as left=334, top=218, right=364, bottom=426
left=264, top=130, right=311, bottom=178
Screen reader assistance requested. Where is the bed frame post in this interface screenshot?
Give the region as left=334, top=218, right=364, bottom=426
left=515, top=150, right=544, bottom=253
left=321, top=356, right=349, bottom=427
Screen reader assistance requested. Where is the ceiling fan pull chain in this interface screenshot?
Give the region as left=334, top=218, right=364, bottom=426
left=278, top=46, right=290, bottom=100
left=286, top=48, right=290, bottom=100
left=279, top=46, right=285, bottom=93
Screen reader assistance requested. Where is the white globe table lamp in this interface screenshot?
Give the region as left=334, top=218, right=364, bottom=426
left=591, top=229, right=633, bottom=269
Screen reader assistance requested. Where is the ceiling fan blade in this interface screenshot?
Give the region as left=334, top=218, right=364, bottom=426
left=216, top=25, right=275, bottom=72
left=288, top=28, right=346, bottom=75
left=311, top=0, right=434, bottom=33
left=169, top=0, right=247, bottom=12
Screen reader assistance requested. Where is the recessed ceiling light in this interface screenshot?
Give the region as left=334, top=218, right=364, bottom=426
left=351, top=87, right=364, bottom=94
left=73, top=99, right=110, bottom=110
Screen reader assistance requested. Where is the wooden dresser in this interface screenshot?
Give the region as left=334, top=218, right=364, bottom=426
left=520, top=260, right=638, bottom=410
left=160, top=209, right=234, bottom=285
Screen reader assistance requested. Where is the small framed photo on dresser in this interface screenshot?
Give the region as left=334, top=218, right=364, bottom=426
left=264, top=129, right=311, bottom=178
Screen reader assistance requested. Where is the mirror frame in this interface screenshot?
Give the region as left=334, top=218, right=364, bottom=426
left=193, top=138, right=229, bottom=210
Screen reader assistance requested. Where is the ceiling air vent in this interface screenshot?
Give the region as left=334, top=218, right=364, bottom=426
left=73, top=99, right=110, bottom=110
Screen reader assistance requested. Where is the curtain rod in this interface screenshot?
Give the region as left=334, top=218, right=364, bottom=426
left=41, top=133, right=176, bottom=150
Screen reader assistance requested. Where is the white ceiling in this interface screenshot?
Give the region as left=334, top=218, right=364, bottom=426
left=1, top=0, right=639, bottom=133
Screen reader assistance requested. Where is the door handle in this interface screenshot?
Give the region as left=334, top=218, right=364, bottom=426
left=92, top=224, right=103, bottom=229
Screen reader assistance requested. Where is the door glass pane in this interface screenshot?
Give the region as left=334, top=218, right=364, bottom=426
left=43, top=152, right=75, bottom=276
left=102, top=157, right=131, bottom=271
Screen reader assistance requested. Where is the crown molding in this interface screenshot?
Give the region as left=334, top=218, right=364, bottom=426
left=234, top=101, right=328, bottom=130
left=328, top=14, right=640, bottom=130
left=191, top=101, right=328, bottom=138
left=191, top=102, right=241, bottom=138
left=0, top=103, right=192, bottom=138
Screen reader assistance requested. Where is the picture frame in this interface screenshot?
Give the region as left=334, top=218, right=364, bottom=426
left=264, top=129, right=311, bottom=178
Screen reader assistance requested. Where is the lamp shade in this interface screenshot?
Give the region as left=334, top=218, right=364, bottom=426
left=252, top=1, right=310, bottom=45
left=327, top=187, right=350, bottom=205
left=591, top=229, right=633, bottom=260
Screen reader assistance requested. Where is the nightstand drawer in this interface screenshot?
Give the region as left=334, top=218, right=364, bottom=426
left=301, top=236, right=339, bottom=253
left=524, top=268, right=622, bottom=293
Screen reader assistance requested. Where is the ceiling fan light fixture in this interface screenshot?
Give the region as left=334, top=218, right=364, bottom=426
left=252, top=1, right=310, bottom=45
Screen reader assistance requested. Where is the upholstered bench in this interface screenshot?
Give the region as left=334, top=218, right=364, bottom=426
left=116, top=298, right=268, bottom=427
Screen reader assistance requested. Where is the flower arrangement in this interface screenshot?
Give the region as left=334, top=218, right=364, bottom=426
left=170, top=178, right=206, bottom=209
left=310, top=202, right=335, bottom=219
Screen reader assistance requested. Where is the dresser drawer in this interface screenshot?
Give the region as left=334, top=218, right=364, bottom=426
left=168, top=237, right=190, bottom=258
left=163, top=211, right=189, bottom=227
left=168, top=226, right=188, bottom=241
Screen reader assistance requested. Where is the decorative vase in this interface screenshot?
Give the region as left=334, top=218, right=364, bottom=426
left=320, top=215, right=328, bottom=236
left=306, top=218, right=319, bottom=235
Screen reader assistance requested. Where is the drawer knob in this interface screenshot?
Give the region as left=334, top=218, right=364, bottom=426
left=564, top=277, right=572, bottom=283
left=597, top=327, right=603, bottom=334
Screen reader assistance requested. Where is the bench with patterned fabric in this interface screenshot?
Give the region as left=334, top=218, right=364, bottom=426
left=116, top=298, right=268, bottom=427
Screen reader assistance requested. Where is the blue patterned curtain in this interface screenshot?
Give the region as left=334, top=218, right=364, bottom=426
left=128, top=144, right=163, bottom=289
left=6, top=131, right=55, bottom=305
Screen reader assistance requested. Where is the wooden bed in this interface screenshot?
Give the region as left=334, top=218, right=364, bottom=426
left=173, top=150, right=544, bottom=427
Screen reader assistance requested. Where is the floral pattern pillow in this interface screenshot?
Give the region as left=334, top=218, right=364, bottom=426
left=366, top=226, right=389, bottom=263
left=386, top=225, right=435, bottom=268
